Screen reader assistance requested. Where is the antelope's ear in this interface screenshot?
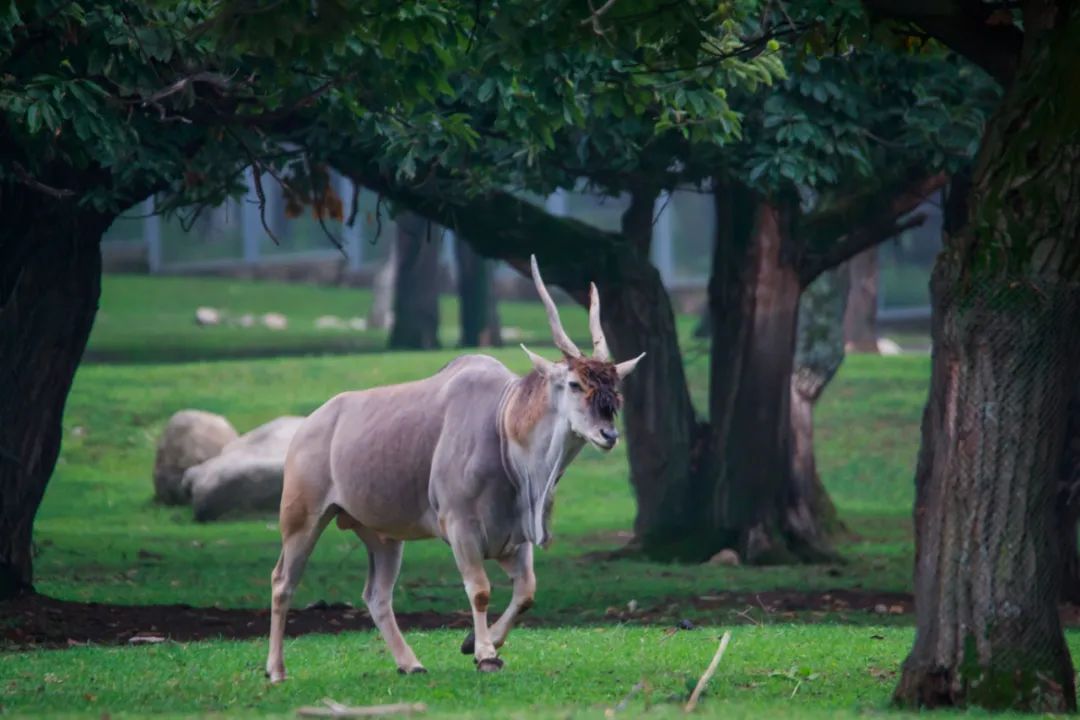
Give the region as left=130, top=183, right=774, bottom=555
left=615, top=352, right=645, bottom=380
left=521, top=344, right=558, bottom=376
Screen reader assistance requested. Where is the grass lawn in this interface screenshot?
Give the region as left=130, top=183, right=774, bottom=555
left=88, top=274, right=704, bottom=363
left=3, top=274, right=944, bottom=717
left=6, top=624, right=1056, bottom=719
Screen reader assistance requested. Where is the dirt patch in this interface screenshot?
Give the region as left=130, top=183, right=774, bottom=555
left=5, top=592, right=1080, bottom=652
left=0, top=594, right=473, bottom=651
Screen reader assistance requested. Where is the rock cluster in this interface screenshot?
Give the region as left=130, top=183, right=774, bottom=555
left=152, top=410, right=305, bottom=521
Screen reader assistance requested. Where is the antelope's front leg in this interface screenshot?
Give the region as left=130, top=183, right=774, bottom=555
left=461, top=543, right=535, bottom=655
left=446, top=518, right=502, bottom=671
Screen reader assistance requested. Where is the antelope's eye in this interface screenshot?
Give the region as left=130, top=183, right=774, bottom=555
left=568, top=381, right=583, bottom=392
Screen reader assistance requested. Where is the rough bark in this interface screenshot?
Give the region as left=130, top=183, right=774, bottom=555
left=706, top=186, right=812, bottom=563
left=894, top=271, right=1080, bottom=711
left=895, top=5, right=1080, bottom=707
left=0, top=186, right=111, bottom=599
left=842, top=247, right=880, bottom=353
left=388, top=212, right=441, bottom=350
left=454, top=235, right=501, bottom=347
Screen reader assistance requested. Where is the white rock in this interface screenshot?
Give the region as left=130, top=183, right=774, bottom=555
left=183, top=416, right=305, bottom=521
left=877, top=338, right=902, bottom=356
left=315, top=315, right=346, bottom=330
left=195, top=307, right=221, bottom=326
left=501, top=327, right=524, bottom=341
left=153, top=410, right=238, bottom=505
left=237, top=313, right=255, bottom=328
left=348, top=317, right=368, bottom=331
left=262, top=312, right=288, bottom=330
left=707, top=549, right=741, bottom=567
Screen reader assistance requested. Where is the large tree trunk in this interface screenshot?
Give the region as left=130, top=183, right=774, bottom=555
left=454, top=235, right=501, bottom=347
left=894, top=270, right=1079, bottom=711
left=600, top=188, right=707, bottom=556
left=788, top=268, right=849, bottom=546
left=706, top=189, right=824, bottom=563
left=0, top=187, right=110, bottom=599
left=842, top=247, right=880, bottom=353
left=388, top=212, right=441, bottom=349
left=896, top=6, right=1080, bottom=704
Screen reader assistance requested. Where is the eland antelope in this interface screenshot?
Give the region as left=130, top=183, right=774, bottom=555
left=265, top=255, right=643, bottom=680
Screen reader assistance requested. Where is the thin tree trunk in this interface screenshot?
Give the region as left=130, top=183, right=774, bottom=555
left=788, top=268, right=848, bottom=545
left=454, top=235, right=501, bottom=347
left=367, top=241, right=397, bottom=330
left=843, top=246, right=880, bottom=353
left=0, top=188, right=110, bottom=599
left=388, top=212, right=441, bottom=349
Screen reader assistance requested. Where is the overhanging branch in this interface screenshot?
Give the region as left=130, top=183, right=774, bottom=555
left=798, top=171, right=947, bottom=286
left=332, top=157, right=636, bottom=296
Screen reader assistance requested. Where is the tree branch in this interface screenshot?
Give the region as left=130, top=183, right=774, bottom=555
left=11, top=163, right=76, bottom=200
left=862, top=0, right=1022, bottom=85
left=332, top=157, right=636, bottom=298
left=798, top=171, right=947, bottom=287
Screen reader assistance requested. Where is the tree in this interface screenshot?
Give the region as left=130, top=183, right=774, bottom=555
left=842, top=247, right=881, bottom=353
left=858, top=1, right=1080, bottom=710
left=789, top=268, right=850, bottom=544
left=388, top=213, right=441, bottom=349
left=454, top=237, right=502, bottom=348
left=0, top=0, right=771, bottom=597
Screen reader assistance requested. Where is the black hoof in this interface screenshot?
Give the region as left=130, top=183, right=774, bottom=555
left=460, top=632, right=475, bottom=655
left=476, top=657, right=504, bottom=673
left=397, top=665, right=427, bottom=675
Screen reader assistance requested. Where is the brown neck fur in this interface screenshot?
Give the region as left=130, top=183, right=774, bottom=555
left=505, top=369, right=549, bottom=446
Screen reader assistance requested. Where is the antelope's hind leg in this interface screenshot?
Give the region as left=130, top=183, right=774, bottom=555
left=266, top=506, right=333, bottom=684
left=355, top=527, right=426, bottom=674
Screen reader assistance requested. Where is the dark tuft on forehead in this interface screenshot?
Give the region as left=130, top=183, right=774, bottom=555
left=568, top=357, right=622, bottom=419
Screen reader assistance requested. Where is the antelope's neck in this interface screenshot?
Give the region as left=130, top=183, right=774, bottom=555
left=498, top=372, right=584, bottom=546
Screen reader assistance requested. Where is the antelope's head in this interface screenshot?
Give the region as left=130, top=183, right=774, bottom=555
left=521, top=255, right=645, bottom=451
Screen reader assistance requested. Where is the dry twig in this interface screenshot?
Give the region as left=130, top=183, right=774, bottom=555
left=296, top=698, right=427, bottom=718
left=684, top=631, right=732, bottom=713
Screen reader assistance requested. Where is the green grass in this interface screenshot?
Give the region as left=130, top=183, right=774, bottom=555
left=0, top=626, right=959, bottom=718
left=89, top=274, right=702, bottom=363
left=4, top=274, right=942, bottom=717
left=6, top=625, right=1078, bottom=718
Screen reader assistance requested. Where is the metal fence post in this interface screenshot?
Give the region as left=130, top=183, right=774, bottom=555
left=338, top=175, right=363, bottom=272
left=241, top=166, right=261, bottom=265
left=145, top=196, right=162, bottom=273
left=652, top=191, right=675, bottom=286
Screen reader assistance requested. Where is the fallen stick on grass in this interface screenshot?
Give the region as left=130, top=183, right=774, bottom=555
left=605, top=680, right=646, bottom=717
left=296, top=698, right=427, bottom=718
left=684, top=631, right=732, bottom=713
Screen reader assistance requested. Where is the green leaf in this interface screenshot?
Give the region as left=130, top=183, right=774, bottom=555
left=26, top=102, right=40, bottom=134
